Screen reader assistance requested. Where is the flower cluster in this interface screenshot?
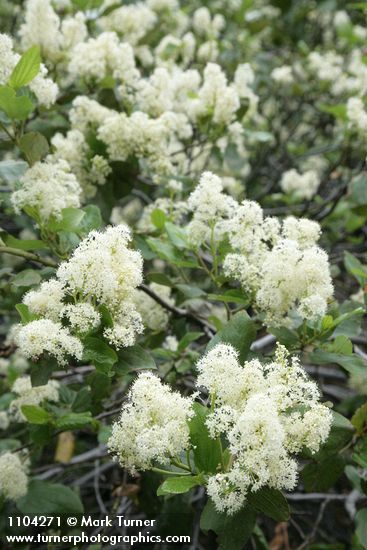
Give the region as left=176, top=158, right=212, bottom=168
left=108, top=372, right=194, bottom=472
left=187, top=172, right=333, bottom=326
left=11, top=160, right=81, bottom=224
left=10, top=376, right=59, bottom=422
left=198, top=344, right=332, bottom=514
left=0, top=452, right=29, bottom=501
left=14, top=225, right=144, bottom=364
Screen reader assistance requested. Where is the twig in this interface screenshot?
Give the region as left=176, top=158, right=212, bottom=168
left=296, top=499, right=329, bottom=550
left=94, top=459, right=108, bottom=514
left=250, top=334, right=276, bottom=351
left=286, top=492, right=362, bottom=501
left=138, top=283, right=215, bottom=336
left=37, top=446, right=108, bottom=480
left=0, top=246, right=57, bottom=268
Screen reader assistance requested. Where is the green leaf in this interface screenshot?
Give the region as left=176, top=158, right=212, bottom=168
left=318, top=103, right=347, bottom=120
left=11, top=269, right=41, bottom=287
left=15, top=303, right=38, bottom=323
left=178, top=332, right=203, bottom=352
left=146, top=272, right=173, bottom=287
left=309, top=349, right=367, bottom=377
left=165, top=222, right=188, bottom=249
left=206, top=311, right=257, bottom=363
left=17, top=480, right=84, bottom=513
left=208, top=290, right=249, bottom=305
left=188, top=402, right=222, bottom=474
left=314, top=412, right=354, bottom=459
left=78, top=205, right=102, bottom=234
left=72, top=387, right=92, bottom=413
left=83, top=336, right=118, bottom=374
left=355, top=508, right=367, bottom=548
left=351, top=402, right=367, bottom=436
left=0, top=85, right=34, bottom=120
left=175, top=283, right=206, bottom=299
left=344, top=251, right=367, bottom=285
left=116, top=345, right=156, bottom=374
left=98, top=304, right=114, bottom=328
left=200, top=499, right=256, bottom=550
left=20, top=405, right=51, bottom=425
left=29, top=424, right=53, bottom=446
left=55, top=411, right=96, bottom=431
left=0, top=159, right=27, bottom=183
left=48, top=207, right=85, bottom=233
left=30, top=362, right=55, bottom=386
left=301, top=455, right=345, bottom=492
left=18, top=132, right=49, bottom=165
left=157, top=476, right=202, bottom=496
left=1, top=233, right=47, bottom=251
left=269, top=327, right=299, bottom=348
left=151, top=208, right=167, bottom=230
left=247, top=487, right=290, bottom=521
left=9, top=46, right=41, bottom=89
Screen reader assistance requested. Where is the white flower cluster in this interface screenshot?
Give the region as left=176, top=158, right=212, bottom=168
left=0, top=452, right=29, bottom=501
left=307, top=49, right=367, bottom=97
left=187, top=171, right=236, bottom=246
left=280, top=168, right=321, bottom=199
left=97, top=111, right=175, bottom=177
left=10, top=375, right=59, bottom=422
left=108, top=372, right=194, bottom=472
left=19, top=0, right=87, bottom=63
left=68, top=32, right=138, bottom=86
left=15, top=225, right=144, bottom=364
left=10, top=0, right=260, bottom=195
left=99, top=3, right=157, bottom=46
left=346, top=97, right=367, bottom=134
left=198, top=344, right=332, bottom=514
left=11, top=160, right=81, bottom=223
left=187, top=172, right=333, bottom=326
left=271, top=65, right=294, bottom=85
left=14, top=319, right=83, bottom=366
left=49, top=129, right=111, bottom=199
left=0, top=32, right=58, bottom=107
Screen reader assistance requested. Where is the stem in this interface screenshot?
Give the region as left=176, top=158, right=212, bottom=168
left=0, top=121, right=15, bottom=142
left=151, top=467, right=191, bottom=477
left=171, top=458, right=191, bottom=472
left=0, top=246, right=58, bottom=268
left=186, top=449, right=193, bottom=472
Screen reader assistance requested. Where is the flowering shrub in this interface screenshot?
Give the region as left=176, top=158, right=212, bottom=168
left=0, top=0, right=366, bottom=548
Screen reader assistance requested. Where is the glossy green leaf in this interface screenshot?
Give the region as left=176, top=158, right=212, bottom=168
left=200, top=499, right=256, bottom=550
left=206, top=311, right=257, bottom=363
left=0, top=85, right=34, bottom=120
left=11, top=269, right=41, bottom=287
left=9, top=46, right=41, bottom=89
left=83, top=336, right=118, bottom=374
left=157, top=475, right=202, bottom=496
left=18, top=132, right=49, bottom=165
left=188, top=402, right=222, bottom=474
left=247, top=487, right=290, bottom=521
left=20, top=405, right=51, bottom=425
left=301, top=455, right=345, bottom=492
left=17, top=480, right=84, bottom=513
left=115, top=345, right=156, bottom=374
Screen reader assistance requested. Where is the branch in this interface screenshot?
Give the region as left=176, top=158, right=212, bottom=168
left=0, top=246, right=58, bottom=268
left=138, top=283, right=215, bottom=337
